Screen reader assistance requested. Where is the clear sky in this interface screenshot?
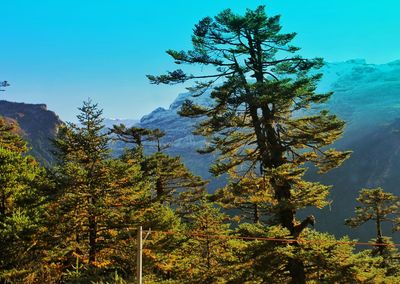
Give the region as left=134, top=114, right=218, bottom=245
left=1, top=0, right=400, bottom=121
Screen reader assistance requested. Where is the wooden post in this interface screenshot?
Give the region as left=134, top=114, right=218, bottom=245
left=137, top=226, right=143, bottom=284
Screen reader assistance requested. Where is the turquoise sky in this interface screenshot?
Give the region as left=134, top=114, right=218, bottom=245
left=1, top=0, right=400, bottom=121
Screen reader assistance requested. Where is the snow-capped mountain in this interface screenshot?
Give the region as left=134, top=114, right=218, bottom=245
left=103, top=118, right=139, bottom=129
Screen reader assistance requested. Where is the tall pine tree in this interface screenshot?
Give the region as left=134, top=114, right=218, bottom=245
left=52, top=100, right=110, bottom=265
left=48, top=101, right=160, bottom=282
left=148, top=6, right=351, bottom=283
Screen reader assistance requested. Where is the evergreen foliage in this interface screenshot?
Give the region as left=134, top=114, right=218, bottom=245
left=0, top=98, right=398, bottom=283
left=43, top=101, right=154, bottom=281
left=148, top=5, right=351, bottom=283
left=1, top=5, right=400, bottom=284
left=346, top=188, right=400, bottom=239
left=111, top=124, right=207, bottom=218
left=346, top=188, right=400, bottom=276
left=0, top=117, right=47, bottom=282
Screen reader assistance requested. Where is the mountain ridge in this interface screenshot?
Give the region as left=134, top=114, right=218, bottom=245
left=2, top=59, right=400, bottom=239
left=136, top=59, right=400, bottom=240
left=0, top=100, right=63, bottom=165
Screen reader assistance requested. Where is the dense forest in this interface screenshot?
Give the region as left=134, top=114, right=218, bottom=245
left=2, top=6, right=400, bottom=284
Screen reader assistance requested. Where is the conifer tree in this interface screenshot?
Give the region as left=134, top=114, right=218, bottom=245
left=148, top=6, right=350, bottom=283
left=111, top=125, right=207, bottom=217
left=47, top=101, right=160, bottom=282
left=0, top=118, right=46, bottom=282
left=346, top=187, right=400, bottom=274
left=292, top=230, right=397, bottom=283
left=346, top=188, right=399, bottom=251
left=179, top=202, right=237, bottom=283
left=52, top=100, right=110, bottom=265
left=146, top=202, right=241, bottom=284
left=213, top=170, right=275, bottom=224
left=0, top=117, right=27, bottom=153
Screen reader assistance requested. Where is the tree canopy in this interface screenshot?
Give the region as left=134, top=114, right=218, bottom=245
left=2, top=5, right=400, bottom=284
left=148, top=5, right=351, bottom=283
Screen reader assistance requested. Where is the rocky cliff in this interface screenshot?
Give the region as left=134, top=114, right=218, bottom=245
left=0, top=100, right=63, bottom=165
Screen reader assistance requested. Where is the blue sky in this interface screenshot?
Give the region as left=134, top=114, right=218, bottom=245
left=1, top=0, right=400, bottom=121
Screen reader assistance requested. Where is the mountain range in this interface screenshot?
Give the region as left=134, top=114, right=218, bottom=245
left=1, top=59, right=400, bottom=240
left=136, top=59, right=400, bottom=240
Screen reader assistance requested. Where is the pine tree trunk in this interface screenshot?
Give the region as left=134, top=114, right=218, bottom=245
left=276, top=183, right=306, bottom=284
left=249, top=86, right=307, bottom=283
left=288, top=258, right=306, bottom=284
left=253, top=203, right=260, bottom=223
left=88, top=195, right=97, bottom=264
left=88, top=213, right=97, bottom=263
left=251, top=124, right=307, bottom=282
left=0, top=192, right=5, bottom=217
left=376, top=211, right=384, bottom=256
left=156, top=178, right=163, bottom=199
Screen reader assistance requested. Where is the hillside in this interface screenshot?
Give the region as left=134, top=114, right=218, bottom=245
left=0, top=100, right=62, bottom=165
left=137, top=59, right=400, bottom=239
left=3, top=59, right=400, bottom=239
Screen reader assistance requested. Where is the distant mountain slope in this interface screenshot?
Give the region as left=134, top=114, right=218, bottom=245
left=311, top=118, right=400, bottom=239
left=4, top=59, right=400, bottom=239
left=137, top=59, right=400, bottom=240
left=0, top=100, right=63, bottom=165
